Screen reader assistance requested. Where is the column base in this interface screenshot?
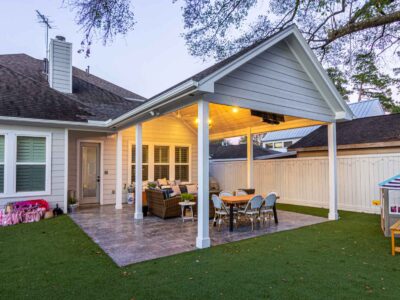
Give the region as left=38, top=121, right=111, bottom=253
left=196, top=237, right=211, bottom=249
left=115, top=204, right=122, bottom=210
left=328, top=211, right=339, bottom=220
left=134, top=212, right=143, bottom=219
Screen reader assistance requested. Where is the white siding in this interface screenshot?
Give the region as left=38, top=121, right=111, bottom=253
left=68, top=115, right=198, bottom=205
left=0, top=124, right=66, bottom=209
left=210, top=153, right=400, bottom=214
left=213, top=41, right=334, bottom=121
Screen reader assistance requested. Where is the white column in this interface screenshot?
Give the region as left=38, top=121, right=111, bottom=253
left=115, top=131, right=123, bottom=209
left=246, top=128, right=254, bottom=189
left=63, top=129, right=69, bottom=213
left=196, top=99, right=211, bottom=249
left=134, top=123, right=143, bottom=219
left=328, top=122, right=338, bottom=220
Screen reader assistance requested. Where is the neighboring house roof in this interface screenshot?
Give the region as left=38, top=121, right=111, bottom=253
left=262, top=99, right=384, bottom=143
left=209, top=143, right=294, bottom=160
left=0, top=54, right=146, bottom=122
left=289, top=113, right=400, bottom=150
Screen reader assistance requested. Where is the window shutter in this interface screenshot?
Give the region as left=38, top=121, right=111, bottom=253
left=16, top=165, right=46, bottom=192
left=0, top=135, right=4, bottom=162
left=175, top=165, right=189, bottom=181
left=175, top=147, right=189, bottom=163
left=154, top=146, right=169, bottom=163
left=132, top=145, right=149, bottom=163
left=17, top=137, right=46, bottom=162
left=154, top=165, right=169, bottom=180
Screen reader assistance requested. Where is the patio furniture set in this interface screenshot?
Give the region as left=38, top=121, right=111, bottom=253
left=144, top=180, right=278, bottom=232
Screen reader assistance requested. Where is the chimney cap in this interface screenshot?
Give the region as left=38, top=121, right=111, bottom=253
left=55, top=35, right=66, bottom=41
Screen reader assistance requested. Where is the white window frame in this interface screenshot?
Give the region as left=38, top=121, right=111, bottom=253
left=0, top=133, right=5, bottom=196
left=128, top=143, right=149, bottom=184
left=128, top=142, right=192, bottom=183
left=0, top=130, right=52, bottom=198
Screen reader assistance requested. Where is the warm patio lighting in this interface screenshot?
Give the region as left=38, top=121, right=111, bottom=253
left=232, top=107, right=239, bottom=113
left=195, top=118, right=212, bottom=124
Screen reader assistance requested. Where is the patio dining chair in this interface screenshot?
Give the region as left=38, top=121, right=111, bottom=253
left=211, top=194, right=230, bottom=231
left=260, top=192, right=278, bottom=225
left=238, top=195, right=264, bottom=231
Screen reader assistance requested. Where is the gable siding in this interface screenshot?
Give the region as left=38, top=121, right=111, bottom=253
left=0, top=124, right=66, bottom=210
left=49, top=39, right=72, bottom=93
left=213, top=42, right=334, bottom=121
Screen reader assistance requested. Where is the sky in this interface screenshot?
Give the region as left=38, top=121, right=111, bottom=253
left=0, top=0, right=214, bottom=99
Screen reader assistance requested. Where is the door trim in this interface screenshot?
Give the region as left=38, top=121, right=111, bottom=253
left=76, top=139, right=104, bottom=205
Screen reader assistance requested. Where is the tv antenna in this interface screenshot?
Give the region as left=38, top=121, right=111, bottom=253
left=36, top=10, right=54, bottom=63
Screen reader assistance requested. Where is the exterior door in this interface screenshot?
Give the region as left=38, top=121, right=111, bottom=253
left=80, top=142, right=100, bottom=204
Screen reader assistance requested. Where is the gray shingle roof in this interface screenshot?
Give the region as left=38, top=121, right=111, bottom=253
left=0, top=54, right=146, bottom=122
left=210, top=143, right=286, bottom=160
left=289, top=113, right=400, bottom=150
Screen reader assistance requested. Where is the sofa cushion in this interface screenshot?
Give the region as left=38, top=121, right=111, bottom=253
left=157, top=178, right=168, bottom=186
left=186, top=184, right=198, bottom=194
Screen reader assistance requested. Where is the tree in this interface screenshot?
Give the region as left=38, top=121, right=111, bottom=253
left=351, top=52, right=400, bottom=112
left=326, top=67, right=351, bottom=101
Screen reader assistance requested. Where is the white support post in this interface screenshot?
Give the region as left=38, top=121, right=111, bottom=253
left=247, top=128, right=254, bottom=189
left=63, top=129, right=69, bottom=213
left=134, top=123, right=143, bottom=219
left=115, top=131, right=123, bottom=210
left=196, top=99, right=211, bottom=249
left=328, top=122, right=338, bottom=220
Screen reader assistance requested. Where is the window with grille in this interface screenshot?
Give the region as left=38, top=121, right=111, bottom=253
left=16, top=136, right=46, bottom=192
left=0, top=135, right=4, bottom=193
left=175, top=146, right=189, bottom=181
left=154, top=145, right=169, bottom=180
left=131, top=145, right=149, bottom=182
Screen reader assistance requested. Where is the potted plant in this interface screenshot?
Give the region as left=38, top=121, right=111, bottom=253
left=181, top=193, right=194, bottom=203
left=147, top=182, right=157, bottom=189
left=68, top=196, right=78, bottom=213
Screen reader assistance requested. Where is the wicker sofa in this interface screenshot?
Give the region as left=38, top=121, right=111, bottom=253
left=146, top=188, right=217, bottom=219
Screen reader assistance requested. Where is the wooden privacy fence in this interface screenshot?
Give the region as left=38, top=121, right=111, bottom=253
left=210, top=153, right=400, bottom=214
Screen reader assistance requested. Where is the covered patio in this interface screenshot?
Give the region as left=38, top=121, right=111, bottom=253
left=67, top=25, right=352, bottom=262
left=70, top=205, right=327, bottom=266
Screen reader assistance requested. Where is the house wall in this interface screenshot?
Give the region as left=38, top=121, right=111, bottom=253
left=68, top=115, right=198, bottom=205
left=0, top=124, right=66, bottom=210
left=210, top=153, right=400, bottom=214
left=212, top=41, right=335, bottom=122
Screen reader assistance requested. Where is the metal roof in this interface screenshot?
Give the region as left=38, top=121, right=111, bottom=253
left=262, top=99, right=384, bottom=142
left=379, top=174, right=400, bottom=190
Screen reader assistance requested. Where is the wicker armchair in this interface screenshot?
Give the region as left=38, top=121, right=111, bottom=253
left=146, top=189, right=181, bottom=219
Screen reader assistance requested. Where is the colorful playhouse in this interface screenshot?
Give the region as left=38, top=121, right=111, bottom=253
left=379, top=174, right=400, bottom=236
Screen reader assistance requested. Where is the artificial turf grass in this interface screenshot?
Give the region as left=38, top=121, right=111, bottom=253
left=0, top=205, right=399, bottom=299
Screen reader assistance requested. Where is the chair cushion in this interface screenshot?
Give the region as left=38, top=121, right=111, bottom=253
left=186, top=184, right=198, bottom=194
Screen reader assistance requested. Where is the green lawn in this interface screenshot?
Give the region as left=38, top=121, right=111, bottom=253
left=0, top=205, right=399, bottom=299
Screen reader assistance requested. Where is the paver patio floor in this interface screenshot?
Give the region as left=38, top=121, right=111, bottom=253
left=70, top=205, right=327, bottom=266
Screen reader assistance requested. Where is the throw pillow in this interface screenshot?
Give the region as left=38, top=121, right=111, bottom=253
left=158, top=178, right=168, bottom=186
left=186, top=184, right=198, bottom=194
left=171, top=185, right=181, bottom=195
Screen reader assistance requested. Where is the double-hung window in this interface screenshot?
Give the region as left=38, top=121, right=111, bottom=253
left=154, top=145, right=169, bottom=180
left=16, top=136, right=47, bottom=192
left=175, top=146, right=189, bottom=181
left=0, top=135, right=4, bottom=194
left=131, top=145, right=149, bottom=183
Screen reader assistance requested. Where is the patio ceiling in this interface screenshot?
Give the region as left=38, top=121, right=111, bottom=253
left=171, top=103, right=325, bottom=140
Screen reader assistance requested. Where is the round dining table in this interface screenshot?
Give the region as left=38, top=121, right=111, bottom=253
left=220, top=194, right=279, bottom=232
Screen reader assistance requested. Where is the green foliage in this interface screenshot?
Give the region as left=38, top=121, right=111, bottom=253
left=181, top=193, right=194, bottom=201
left=352, top=53, right=400, bottom=112
left=326, top=67, right=351, bottom=101
left=147, top=182, right=157, bottom=189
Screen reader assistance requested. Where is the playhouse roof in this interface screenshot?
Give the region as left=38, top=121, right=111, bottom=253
left=379, top=174, right=400, bottom=190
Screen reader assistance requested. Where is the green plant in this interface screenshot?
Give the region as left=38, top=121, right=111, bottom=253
left=68, top=196, right=77, bottom=205
left=147, top=182, right=157, bottom=189
left=181, top=193, right=194, bottom=202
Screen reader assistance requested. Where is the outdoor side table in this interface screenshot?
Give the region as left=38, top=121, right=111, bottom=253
left=178, top=201, right=196, bottom=222
left=390, top=220, right=400, bottom=256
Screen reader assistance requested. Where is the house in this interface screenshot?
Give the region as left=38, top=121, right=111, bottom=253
left=289, top=113, right=400, bottom=157
left=210, top=143, right=296, bottom=161
left=261, top=99, right=384, bottom=152
left=0, top=25, right=352, bottom=249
